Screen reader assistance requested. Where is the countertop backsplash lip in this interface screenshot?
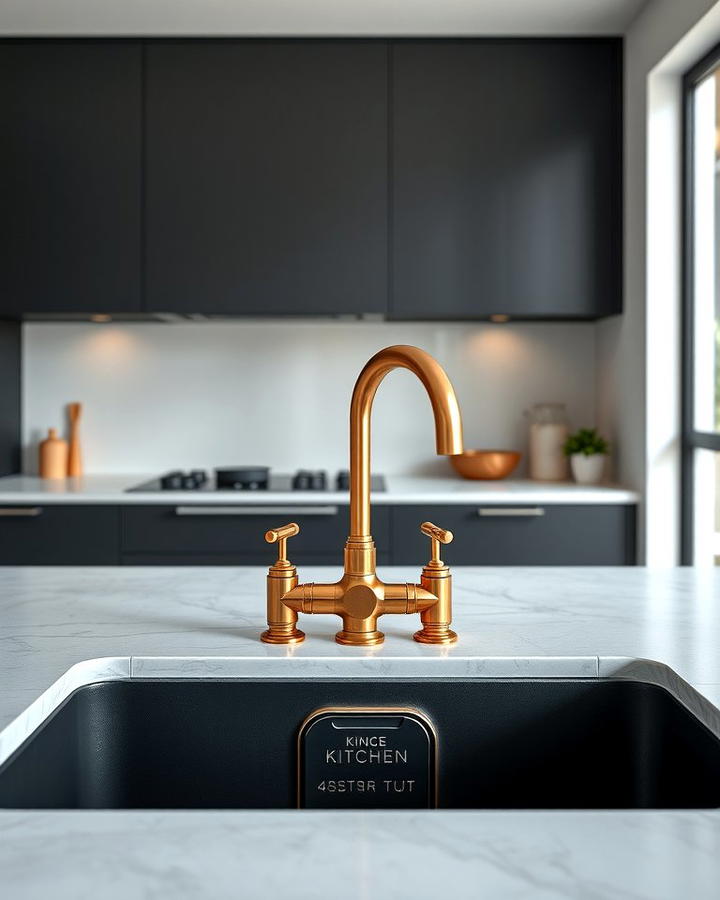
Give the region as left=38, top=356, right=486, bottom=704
left=0, top=473, right=640, bottom=504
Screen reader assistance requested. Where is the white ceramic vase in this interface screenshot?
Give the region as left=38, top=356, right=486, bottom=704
left=570, top=453, right=605, bottom=485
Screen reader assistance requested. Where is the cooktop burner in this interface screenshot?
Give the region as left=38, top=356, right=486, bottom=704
left=126, top=469, right=386, bottom=493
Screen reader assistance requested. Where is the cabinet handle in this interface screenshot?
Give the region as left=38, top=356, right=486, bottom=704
left=0, top=507, right=43, bottom=517
left=174, top=505, right=339, bottom=517
left=477, top=507, right=545, bottom=517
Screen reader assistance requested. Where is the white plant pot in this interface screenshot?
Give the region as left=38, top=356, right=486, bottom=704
left=570, top=453, right=605, bottom=485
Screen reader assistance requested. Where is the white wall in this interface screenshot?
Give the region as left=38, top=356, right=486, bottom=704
left=596, top=0, right=720, bottom=563
left=22, top=320, right=596, bottom=476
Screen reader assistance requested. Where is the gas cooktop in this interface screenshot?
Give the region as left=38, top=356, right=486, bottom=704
left=126, top=469, right=386, bottom=493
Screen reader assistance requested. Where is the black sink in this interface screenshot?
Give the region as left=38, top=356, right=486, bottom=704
left=1, top=678, right=719, bottom=810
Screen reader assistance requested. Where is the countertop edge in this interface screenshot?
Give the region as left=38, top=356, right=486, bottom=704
left=0, top=478, right=641, bottom=506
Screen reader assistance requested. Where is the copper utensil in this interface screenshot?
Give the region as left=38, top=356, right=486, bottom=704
left=450, top=449, right=521, bottom=480
left=67, top=402, right=83, bottom=477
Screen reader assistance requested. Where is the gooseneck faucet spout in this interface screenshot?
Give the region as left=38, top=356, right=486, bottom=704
left=261, top=345, right=465, bottom=647
left=349, top=345, right=464, bottom=540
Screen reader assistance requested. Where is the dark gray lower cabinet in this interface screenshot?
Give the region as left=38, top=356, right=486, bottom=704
left=0, top=506, right=120, bottom=565
left=392, top=504, right=636, bottom=566
left=0, top=503, right=636, bottom=565
left=120, top=505, right=389, bottom=566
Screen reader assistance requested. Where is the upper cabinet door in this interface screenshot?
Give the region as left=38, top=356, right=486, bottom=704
left=145, top=41, right=388, bottom=315
left=391, top=40, right=622, bottom=320
left=0, top=41, right=142, bottom=315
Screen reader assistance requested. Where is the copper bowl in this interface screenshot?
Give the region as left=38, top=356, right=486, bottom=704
left=450, top=450, right=521, bottom=480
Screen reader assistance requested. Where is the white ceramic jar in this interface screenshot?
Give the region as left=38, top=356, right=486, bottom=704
left=526, top=403, right=569, bottom=481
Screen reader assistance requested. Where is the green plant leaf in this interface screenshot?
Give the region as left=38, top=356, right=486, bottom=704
left=562, top=427, right=609, bottom=456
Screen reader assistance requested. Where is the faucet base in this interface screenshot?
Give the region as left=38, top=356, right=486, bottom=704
left=413, top=625, right=458, bottom=645
left=335, top=629, right=384, bottom=647
left=261, top=626, right=306, bottom=645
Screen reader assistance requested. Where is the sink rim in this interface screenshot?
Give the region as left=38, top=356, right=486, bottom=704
left=1, top=654, right=719, bottom=772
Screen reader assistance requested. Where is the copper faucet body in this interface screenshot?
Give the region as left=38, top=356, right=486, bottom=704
left=261, top=345, right=464, bottom=646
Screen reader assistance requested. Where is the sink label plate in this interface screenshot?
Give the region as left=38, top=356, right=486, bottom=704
left=298, top=707, right=437, bottom=809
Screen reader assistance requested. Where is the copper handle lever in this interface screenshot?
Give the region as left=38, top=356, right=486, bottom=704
left=265, top=522, right=300, bottom=564
left=262, top=522, right=304, bottom=645
left=420, top=521, right=453, bottom=566
left=415, top=520, right=456, bottom=644
left=420, top=521, right=453, bottom=543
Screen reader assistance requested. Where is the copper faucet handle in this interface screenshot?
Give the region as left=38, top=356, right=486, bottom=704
left=265, top=522, right=300, bottom=565
left=420, top=521, right=453, bottom=567
left=420, top=521, right=453, bottom=544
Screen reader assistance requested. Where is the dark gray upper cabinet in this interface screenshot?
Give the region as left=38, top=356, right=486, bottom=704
left=0, top=38, right=622, bottom=321
left=391, top=39, right=622, bottom=320
left=0, top=41, right=142, bottom=315
left=145, top=40, right=388, bottom=315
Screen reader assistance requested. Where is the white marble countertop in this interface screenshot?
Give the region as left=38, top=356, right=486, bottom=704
left=0, top=473, right=639, bottom=504
left=1, top=565, right=718, bottom=899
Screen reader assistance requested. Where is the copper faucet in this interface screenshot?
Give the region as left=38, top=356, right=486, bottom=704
left=261, top=345, right=464, bottom=647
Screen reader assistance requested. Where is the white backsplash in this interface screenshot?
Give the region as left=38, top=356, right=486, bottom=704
left=22, top=320, right=596, bottom=476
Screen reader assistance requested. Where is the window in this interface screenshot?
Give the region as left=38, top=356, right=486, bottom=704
left=683, top=46, right=720, bottom=565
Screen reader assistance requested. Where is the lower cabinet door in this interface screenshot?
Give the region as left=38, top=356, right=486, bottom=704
left=0, top=505, right=120, bottom=564
left=121, top=504, right=388, bottom=566
left=391, top=504, right=636, bottom=566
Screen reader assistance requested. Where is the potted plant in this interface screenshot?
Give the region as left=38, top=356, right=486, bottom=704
left=563, top=428, right=609, bottom=485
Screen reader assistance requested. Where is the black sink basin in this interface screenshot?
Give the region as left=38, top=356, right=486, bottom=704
left=1, top=678, right=719, bottom=810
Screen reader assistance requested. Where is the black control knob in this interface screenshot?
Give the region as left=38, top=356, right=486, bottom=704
left=310, top=471, right=327, bottom=491
left=336, top=470, right=350, bottom=491
left=293, top=470, right=312, bottom=491
left=190, top=469, right=208, bottom=485
left=160, top=471, right=184, bottom=490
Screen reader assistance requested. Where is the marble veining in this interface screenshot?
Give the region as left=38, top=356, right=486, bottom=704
left=1, top=809, right=719, bottom=900
left=1, top=566, right=719, bottom=899
left=1, top=566, right=719, bottom=730
left=129, top=653, right=599, bottom=678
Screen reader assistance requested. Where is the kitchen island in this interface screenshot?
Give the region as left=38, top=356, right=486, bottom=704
left=1, top=566, right=719, bottom=899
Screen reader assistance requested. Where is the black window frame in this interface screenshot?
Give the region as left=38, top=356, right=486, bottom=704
left=682, top=42, right=720, bottom=563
